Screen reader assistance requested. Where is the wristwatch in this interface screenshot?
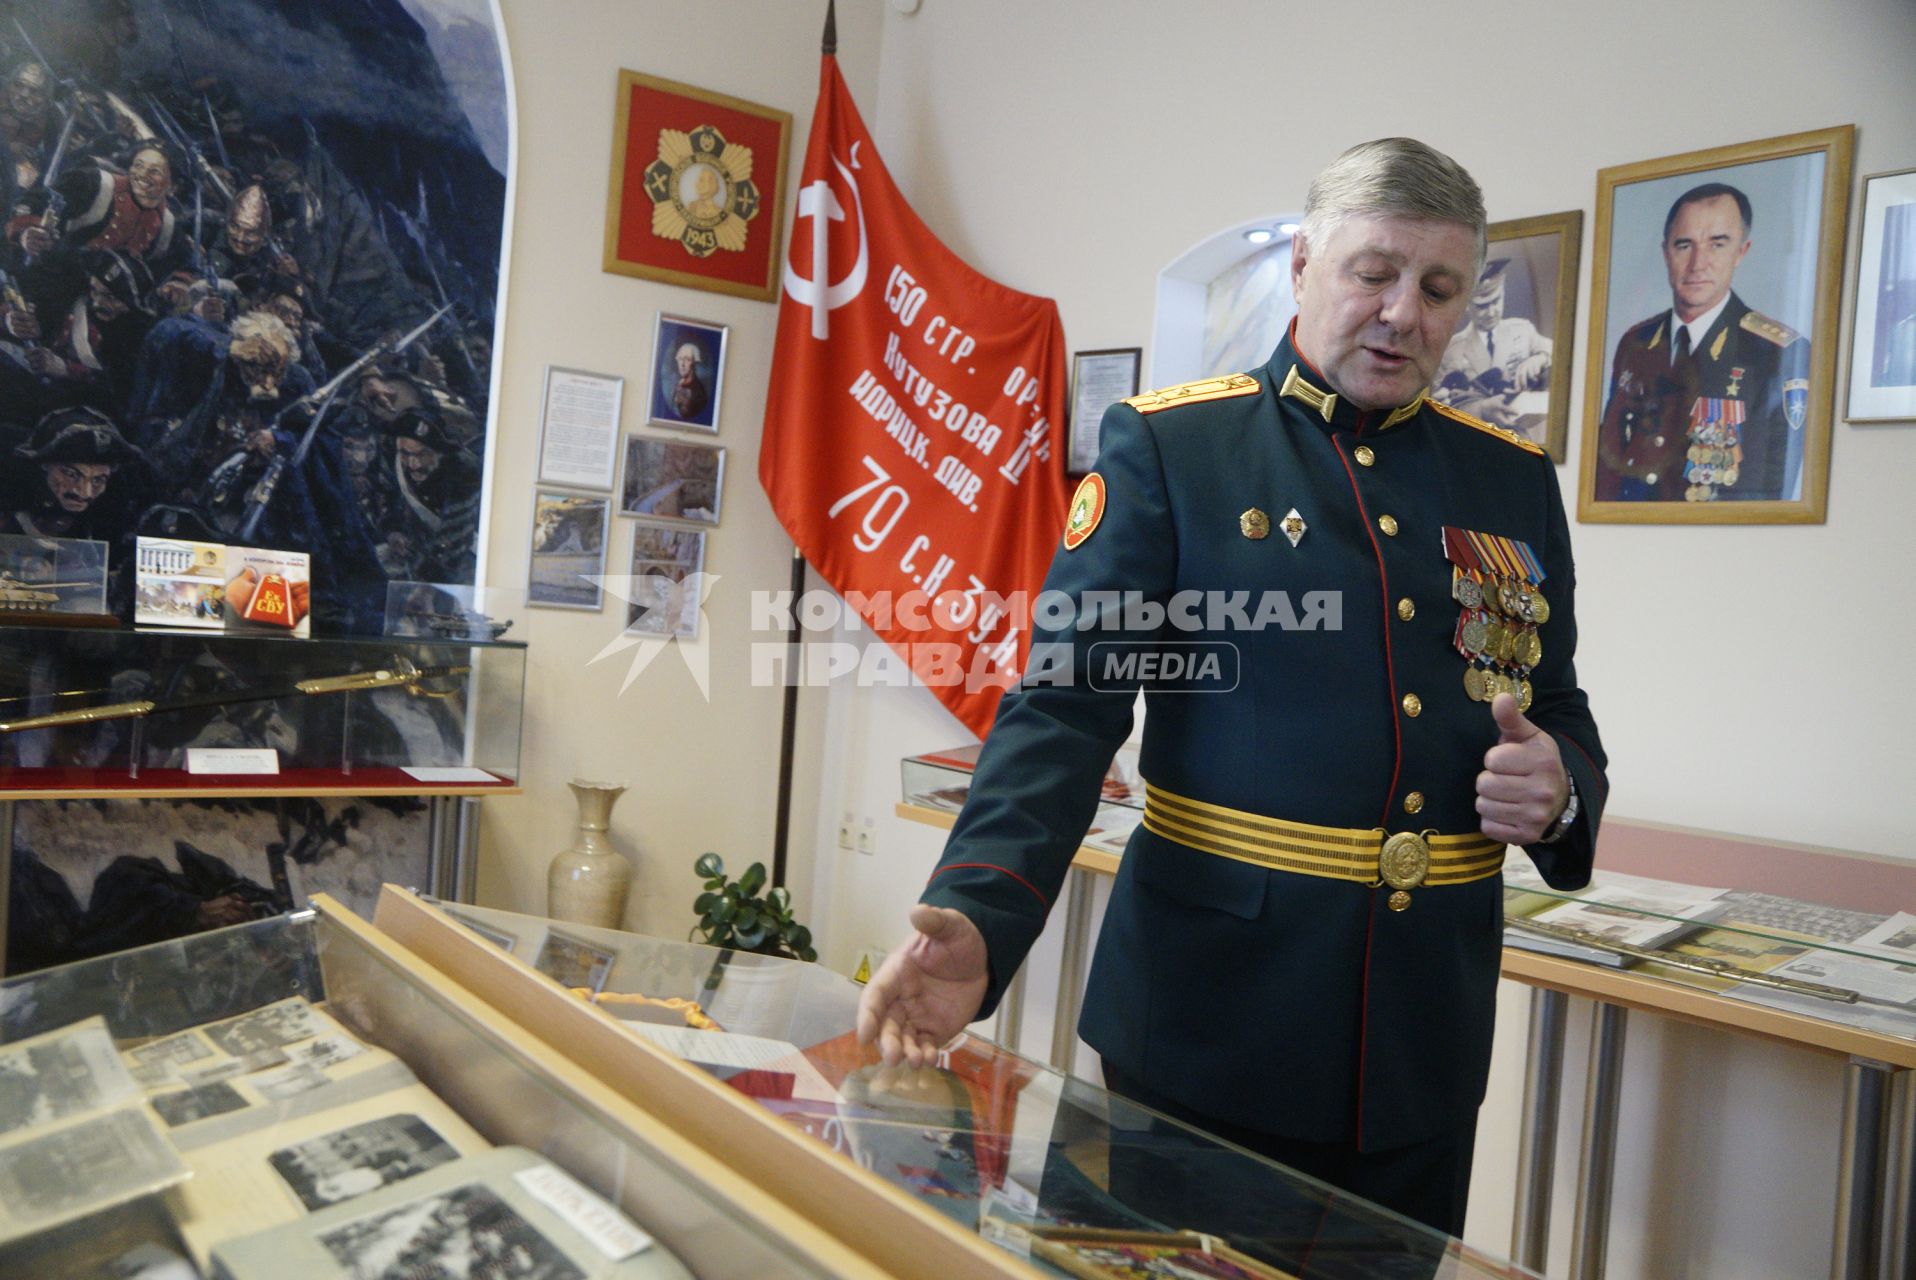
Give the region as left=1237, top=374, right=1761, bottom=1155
left=1536, top=773, right=1579, bottom=844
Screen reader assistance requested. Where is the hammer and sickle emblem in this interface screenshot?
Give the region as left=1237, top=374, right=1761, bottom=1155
left=782, top=151, right=869, bottom=340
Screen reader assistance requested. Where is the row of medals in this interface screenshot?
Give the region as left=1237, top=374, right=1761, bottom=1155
left=1451, top=567, right=1547, bottom=711
left=1683, top=420, right=1741, bottom=502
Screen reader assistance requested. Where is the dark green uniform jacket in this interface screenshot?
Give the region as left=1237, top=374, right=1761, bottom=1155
left=921, top=330, right=1607, bottom=1152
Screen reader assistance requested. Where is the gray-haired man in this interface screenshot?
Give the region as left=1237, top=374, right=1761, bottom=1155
left=859, top=138, right=1607, bottom=1234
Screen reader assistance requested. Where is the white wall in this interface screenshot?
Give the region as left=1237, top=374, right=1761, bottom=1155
left=478, top=1, right=1916, bottom=1275
left=474, top=0, right=885, bottom=940
left=801, top=1, right=1916, bottom=1277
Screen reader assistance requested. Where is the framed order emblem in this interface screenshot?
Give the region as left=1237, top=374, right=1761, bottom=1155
left=1578, top=126, right=1853, bottom=524
left=1845, top=167, right=1916, bottom=425
left=1429, top=210, right=1581, bottom=463
left=603, top=70, right=792, bottom=301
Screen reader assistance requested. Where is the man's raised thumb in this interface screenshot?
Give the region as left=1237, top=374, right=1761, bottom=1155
left=1492, top=691, right=1540, bottom=743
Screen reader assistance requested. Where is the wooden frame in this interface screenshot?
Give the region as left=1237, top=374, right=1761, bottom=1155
left=1578, top=126, right=1853, bottom=523
left=602, top=69, right=792, bottom=302
left=646, top=313, right=728, bottom=433
left=1843, top=166, right=1916, bottom=424
left=1430, top=211, right=1582, bottom=463
left=1066, top=348, right=1142, bottom=474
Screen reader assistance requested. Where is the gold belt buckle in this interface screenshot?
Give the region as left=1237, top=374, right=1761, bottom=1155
left=1379, top=831, right=1432, bottom=912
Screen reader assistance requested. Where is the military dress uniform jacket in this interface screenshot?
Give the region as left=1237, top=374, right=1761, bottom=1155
left=920, top=332, right=1607, bottom=1153
left=1593, top=292, right=1809, bottom=502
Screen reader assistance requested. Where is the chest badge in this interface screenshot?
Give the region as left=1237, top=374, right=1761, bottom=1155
left=1239, top=508, right=1269, bottom=540
left=1280, top=508, right=1307, bottom=548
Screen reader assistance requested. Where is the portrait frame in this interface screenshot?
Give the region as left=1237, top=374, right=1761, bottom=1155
left=1066, top=348, right=1143, bottom=475
left=1578, top=126, right=1853, bottom=524
left=647, top=314, right=729, bottom=433
left=624, top=522, right=707, bottom=641
left=618, top=435, right=726, bottom=526
left=1429, top=211, right=1582, bottom=463
left=1844, top=166, right=1916, bottom=424
left=602, top=69, right=793, bottom=302
left=526, top=488, right=611, bottom=612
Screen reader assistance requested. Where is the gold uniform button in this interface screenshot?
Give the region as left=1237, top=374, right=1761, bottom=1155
left=1354, top=445, right=1376, bottom=467
left=1396, top=597, right=1415, bottom=621
left=1402, top=692, right=1422, bottom=717
left=1378, top=514, right=1399, bottom=537
left=1403, top=791, right=1425, bottom=814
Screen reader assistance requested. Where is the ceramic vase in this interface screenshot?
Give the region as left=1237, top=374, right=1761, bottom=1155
left=546, top=779, right=630, bottom=928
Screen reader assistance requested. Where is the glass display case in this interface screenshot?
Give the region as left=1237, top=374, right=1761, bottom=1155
left=0, top=625, right=526, bottom=787
left=377, top=889, right=1544, bottom=1280
left=902, top=744, right=1142, bottom=858
left=1501, top=853, right=1916, bottom=1045
left=0, top=901, right=869, bottom=1278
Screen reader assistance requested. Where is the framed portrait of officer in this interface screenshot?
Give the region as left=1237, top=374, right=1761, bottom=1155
left=1578, top=126, right=1853, bottom=524
left=1429, top=211, right=1581, bottom=462
left=647, top=314, right=728, bottom=433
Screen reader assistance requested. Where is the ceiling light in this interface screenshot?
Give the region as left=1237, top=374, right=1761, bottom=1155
left=1242, top=228, right=1275, bottom=245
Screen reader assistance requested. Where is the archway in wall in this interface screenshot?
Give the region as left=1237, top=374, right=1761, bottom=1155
left=1150, top=213, right=1304, bottom=387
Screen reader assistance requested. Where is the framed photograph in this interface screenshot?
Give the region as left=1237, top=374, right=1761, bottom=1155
left=527, top=489, right=611, bottom=611
left=536, top=367, right=623, bottom=491
left=1845, top=167, right=1916, bottom=424
left=624, top=523, right=707, bottom=640
left=1067, top=348, right=1142, bottom=474
left=648, top=314, right=728, bottom=432
left=1579, top=126, right=1853, bottom=523
left=602, top=69, right=792, bottom=302
left=532, top=927, right=617, bottom=994
left=619, top=435, right=725, bottom=525
left=1430, top=210, right=1582, bottom=462
left=1026, top=1226, right=1298, bottom=1280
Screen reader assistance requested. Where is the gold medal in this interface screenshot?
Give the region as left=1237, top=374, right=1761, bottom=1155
left=1518, top=679, right=1534, bottom=713
left=1499, top=580, right=1523, bottom=616
left=1528, top=592, right=1550, bottom=625
left=1464, top=666, right=1486, bottom=701
left=1517, top=628, right=1542, bottom=667
left=1496, top=626, right=1518, bottom=665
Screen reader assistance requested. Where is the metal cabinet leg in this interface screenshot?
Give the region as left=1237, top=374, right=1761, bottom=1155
left=1050, top=867, right=1096, bottom=1073
left=1834, top=1056, right=1895, bottom=1280
left=1512, top=987, right=1569, bottom=1269
left=1880, top=1068, right=1912, bottom=1280
left=1569, top=1001, right=1628, bottom=1280
left=0, top=799, right=13, bottom=978
left=995, top=965, right=1027, bottom=1056
left=452, top=797, right=482, bottom=904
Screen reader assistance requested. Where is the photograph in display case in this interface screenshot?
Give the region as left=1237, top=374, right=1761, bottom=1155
left=619, top=436, right=725, bottom=525
left=1579, top=126, right=1853, bottom=522
left=533, top=927, right=618, bottom=994
left=269, top=1113, right=462, bottom=1211
left=1431, top=211, right=1582, bottom=461
left=602, top=70, right=793, bottom=301
left=1026, top=1226, right=1300, bottom=1280
left=528, top=490, right=611, bottom=612
left=1845, top=166, right=1916, bottom=423
left=648, top=315, right=728, bottom=432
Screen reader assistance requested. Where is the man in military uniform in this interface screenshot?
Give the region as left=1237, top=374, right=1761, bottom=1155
left=858, top=139, right=1606, bottom=1237
left=12, top=140, right=182, bottom=272
left=1594, top=183, right=1811, bottom=503
left=1432, top=258, right=1551, bottom=439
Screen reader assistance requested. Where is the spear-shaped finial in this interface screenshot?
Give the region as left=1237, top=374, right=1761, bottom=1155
left=822, top=0, right=837, bottom=55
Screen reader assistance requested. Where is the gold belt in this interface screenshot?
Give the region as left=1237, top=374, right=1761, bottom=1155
left=1141, top=781, right=1505, bottom=911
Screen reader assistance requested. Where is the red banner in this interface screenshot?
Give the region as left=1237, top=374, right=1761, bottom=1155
left=760, top=56, right=1069, bottom=738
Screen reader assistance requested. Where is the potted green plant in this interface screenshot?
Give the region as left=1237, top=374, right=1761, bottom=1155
left=691, top=853, right=817, bottom=961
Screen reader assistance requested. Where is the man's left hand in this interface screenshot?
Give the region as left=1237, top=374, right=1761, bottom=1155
left=1476, top=693, right=1568, bottom=845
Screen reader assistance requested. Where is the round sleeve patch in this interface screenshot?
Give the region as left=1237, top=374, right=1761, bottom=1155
left=1062, top=473, right=1106, bottom=550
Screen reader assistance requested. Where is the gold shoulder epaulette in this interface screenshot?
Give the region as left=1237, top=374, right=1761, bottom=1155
left=1428, top=398, right=1546, bottom=455
left=1739, top=310, right=1800, bottom=348
left=1125, top=373, right=1260, bottom=414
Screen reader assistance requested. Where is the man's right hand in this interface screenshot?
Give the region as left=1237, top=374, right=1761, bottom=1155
left=856, top=903, right=989, bottom=1068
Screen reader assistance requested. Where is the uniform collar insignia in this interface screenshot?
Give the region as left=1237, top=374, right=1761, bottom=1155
left=1274, top=328, right=1425, bottom=435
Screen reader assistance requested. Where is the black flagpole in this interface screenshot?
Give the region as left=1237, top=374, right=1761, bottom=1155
left=770, top=1, right=837, bottom=891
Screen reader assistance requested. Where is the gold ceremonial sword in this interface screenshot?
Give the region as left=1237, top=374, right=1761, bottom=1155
left=0, top=660, right=471, bottom=734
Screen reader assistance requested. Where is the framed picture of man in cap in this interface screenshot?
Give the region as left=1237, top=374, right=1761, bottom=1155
left=1579, top=126, right=1853, bottom=524
left=1429, top=211, right=1581, bottom=462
